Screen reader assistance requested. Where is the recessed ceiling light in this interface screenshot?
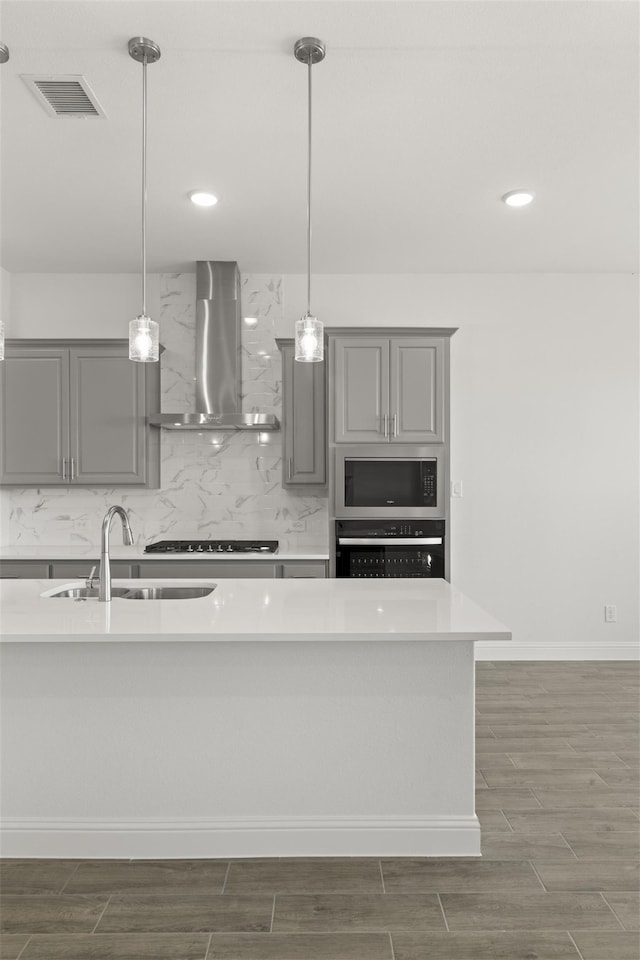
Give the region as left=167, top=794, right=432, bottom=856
left=189, top=191, right=218, bottom=207
left=502, top=190, right=535, bottom=207
left=243, top=317, right=258, bottom=328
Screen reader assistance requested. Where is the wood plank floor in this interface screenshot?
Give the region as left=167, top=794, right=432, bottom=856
left=1, top=661, right=638, bottom=960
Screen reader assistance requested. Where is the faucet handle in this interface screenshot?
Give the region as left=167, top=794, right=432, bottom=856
left=85, top=565, right=98, bottom=590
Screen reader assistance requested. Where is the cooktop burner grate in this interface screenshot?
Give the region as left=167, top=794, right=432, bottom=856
left=144, top=540, right=279, bottom=555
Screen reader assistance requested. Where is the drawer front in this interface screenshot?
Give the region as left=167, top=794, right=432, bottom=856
left=280, top=562, right=327, bottom=578
left=137, top=561, right=278, bottom=579
left=50, top=561, right=136, bottom=580
left=0, top=561, right=51, bottom=579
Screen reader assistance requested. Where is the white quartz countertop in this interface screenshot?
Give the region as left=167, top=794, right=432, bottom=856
left=0, top=542, right=330, bottom=562
left=0, top=577, right=511, bottom=644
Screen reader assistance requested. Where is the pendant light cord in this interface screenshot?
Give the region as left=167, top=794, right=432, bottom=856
left=141, top=52, right=148, bottom=318
left=306, top=54, right=312, bottom=318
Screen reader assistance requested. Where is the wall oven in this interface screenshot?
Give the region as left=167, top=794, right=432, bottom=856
left=334, top=445, right=445, bottom=519
left=335, top=519, right=445, bottom=579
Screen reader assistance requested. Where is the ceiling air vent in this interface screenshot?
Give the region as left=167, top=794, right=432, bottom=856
left=22, top=74, right=107, bottom=118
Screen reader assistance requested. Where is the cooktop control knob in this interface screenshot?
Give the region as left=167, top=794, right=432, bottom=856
left=196, top=545, right=204, bottom=552
left=187, top=545, right=194, bottom=552
left=226, top=545, right=234, bottom=552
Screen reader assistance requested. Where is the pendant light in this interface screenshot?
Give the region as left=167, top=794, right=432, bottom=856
left=128, top=37, right=161, bottom=362
left=294, top=37, right=326, bottom=363
left=0, top=43, right=9, bottom=362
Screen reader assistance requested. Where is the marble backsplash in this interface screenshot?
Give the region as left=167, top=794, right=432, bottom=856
left=0, top=274, right=329, bottom=547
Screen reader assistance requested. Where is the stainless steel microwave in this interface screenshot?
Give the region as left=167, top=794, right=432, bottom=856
left=334, top=446, right=445, bottom=519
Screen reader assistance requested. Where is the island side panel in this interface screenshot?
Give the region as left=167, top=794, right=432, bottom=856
left=0, top=638, right=478, bottom=857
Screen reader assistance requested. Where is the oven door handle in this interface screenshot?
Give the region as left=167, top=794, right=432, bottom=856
left=337, top=537, right=443, bottom=546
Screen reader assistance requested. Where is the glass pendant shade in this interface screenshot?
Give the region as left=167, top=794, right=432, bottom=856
left=295, top=315, right=323, bottom=362
left=129, top=315, right=159, bottom=362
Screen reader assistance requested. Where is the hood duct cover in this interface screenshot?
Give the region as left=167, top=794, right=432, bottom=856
left=150, top=261, right=279, bottom=431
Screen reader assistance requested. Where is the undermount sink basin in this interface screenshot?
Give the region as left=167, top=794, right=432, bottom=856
left=49, top=587, right=131, bottom=600
left=44, top=583, right=216, bottom=601
left=121, top=585, right=215, bottom=600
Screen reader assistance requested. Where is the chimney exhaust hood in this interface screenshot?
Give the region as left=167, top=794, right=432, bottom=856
left=149, top=261, right=280, bottom=431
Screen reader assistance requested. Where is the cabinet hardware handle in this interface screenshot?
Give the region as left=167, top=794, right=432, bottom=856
left=70, top=458, right=76, bottom=481
left=287, top=458, right=293, bottom=480
left=383, top=413, right=389, bottom=438
left=62, top=458, right=68, bottom=480
left=393, top=413, right=398, bottom=438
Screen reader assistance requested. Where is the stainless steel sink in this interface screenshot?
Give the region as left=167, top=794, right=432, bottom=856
left=49, top=586, right=131, bottom=600
left=45, top=583, right=216, bottom=600
left=121, top=585, right=215, bottom=600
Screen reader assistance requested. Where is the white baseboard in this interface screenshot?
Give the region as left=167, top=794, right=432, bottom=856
left=0, top=815, right=481, bottom=859
left=476, top=642, right=640, bottom=661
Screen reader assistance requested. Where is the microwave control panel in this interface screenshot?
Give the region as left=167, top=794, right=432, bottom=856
left=423, top=470, right=436, bottom=502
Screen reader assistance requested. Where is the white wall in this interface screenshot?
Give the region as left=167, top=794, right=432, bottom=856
left=282, top=273, right=639, bottom=659
left=4, top=271, right=638, bottom=658
left=6, top=273, right=160, bottom=339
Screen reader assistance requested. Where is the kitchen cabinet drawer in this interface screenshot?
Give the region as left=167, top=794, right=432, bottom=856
left=0, top=561, right=51, bottom=579
left=332, top=335, right=445, bottom=444
left=277, top=339, right=326, bottom=485
left=50, top=561, right=136, bottom=580
left=137, top=561, right=278, bottom=579
left=0, top=340, right=160, bottom=487
left=280, top=562, right=327, bottom=578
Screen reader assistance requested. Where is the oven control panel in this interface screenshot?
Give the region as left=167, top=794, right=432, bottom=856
left=335, top=519, right=445, bottom=538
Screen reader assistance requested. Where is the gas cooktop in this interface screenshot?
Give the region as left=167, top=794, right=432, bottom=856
left=144, top=540, right=279, bottom=555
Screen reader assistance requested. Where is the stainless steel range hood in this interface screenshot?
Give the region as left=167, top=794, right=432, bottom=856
left=149, top=261, right=280, bottom=431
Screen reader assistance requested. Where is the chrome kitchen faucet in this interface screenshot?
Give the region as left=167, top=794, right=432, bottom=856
left=99, top=506, right=133, bottom=601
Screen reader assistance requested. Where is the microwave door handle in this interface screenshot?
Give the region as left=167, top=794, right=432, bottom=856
left=337, top=538, right=443, bottom=546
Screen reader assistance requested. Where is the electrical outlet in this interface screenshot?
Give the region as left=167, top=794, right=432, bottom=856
left=604, top=604, right=617, bottom=623
left=451, top=480, right=463, bottom=498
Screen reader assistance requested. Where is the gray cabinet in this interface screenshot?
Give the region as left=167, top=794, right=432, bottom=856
left=0, top=561, right=51, bottom=579
left=138, top=560, right=327, bottom=578
left=333, top=336, right=444, bottom=444
left=0, top=340, right=160, bottom=487
left=0, top=347, right=70, bottom=484
left=0, top=557, right=328, bottom=579
left=137, top=561, right=279, bottom=579
left=281, top=562, right=327, bottom=578
left=69, top=346, right=152, bottom=485
left=389, top=338, right=443, bottom=443
left=334, top=338, right=389, bottom=443
left=50, top=561, right=136, bottom=580
left=277, top=339, right=326, bottom=484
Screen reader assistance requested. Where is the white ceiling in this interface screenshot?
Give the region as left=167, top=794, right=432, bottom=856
left=1, top=0, right=638, bottom=275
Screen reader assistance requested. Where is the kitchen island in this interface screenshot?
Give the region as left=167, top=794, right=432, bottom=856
left=0, top=577, right=510, bottom=858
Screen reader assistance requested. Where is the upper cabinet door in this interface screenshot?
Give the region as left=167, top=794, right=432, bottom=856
left=390, top=337, right=444, bottom=443
left=281, top=342, right=326, bottom=485
left=334, top=338, right=390, bottom=443
left=0, top=347, right=70, bottom=484
left=69, top=345, right=147, bottom=485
